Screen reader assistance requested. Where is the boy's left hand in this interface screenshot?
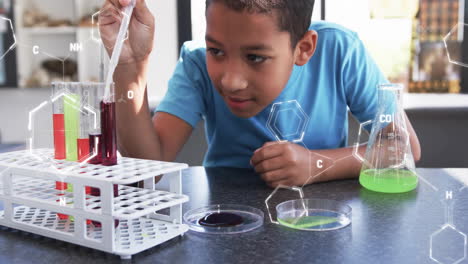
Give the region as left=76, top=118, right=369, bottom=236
left=251, top=142, right=317, bottom=187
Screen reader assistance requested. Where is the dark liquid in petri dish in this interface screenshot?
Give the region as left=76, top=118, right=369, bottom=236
left=198, top=212, right=244, bottom=227
left=100, top=101, right=117, bottom=166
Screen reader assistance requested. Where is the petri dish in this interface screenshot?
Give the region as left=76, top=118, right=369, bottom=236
left=183, top=204, right=264, bottom=234
left=276, top=199, right=351, bottom=231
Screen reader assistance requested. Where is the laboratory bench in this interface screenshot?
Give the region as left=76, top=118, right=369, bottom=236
left=0, top=165, right=467, bottom=264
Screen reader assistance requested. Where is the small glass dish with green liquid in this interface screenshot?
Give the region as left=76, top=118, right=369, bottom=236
left=276, top=199, right=351, bottom=231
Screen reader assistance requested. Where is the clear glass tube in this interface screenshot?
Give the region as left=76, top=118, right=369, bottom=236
left=101, top=83, right=117, bottom=166
left=64, top=82, right=80, bottom=162
left=54, top=82, right=75, bottom=220
left=78, top=83, right=90, bottom=163
left=87, top=82, right=104, bottom=165
left=88, top=82, right=119, bottom=227
left=52, top=82, right=66, bottom=160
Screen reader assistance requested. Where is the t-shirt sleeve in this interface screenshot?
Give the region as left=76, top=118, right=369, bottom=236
left=342, top=35, right=389, bottom=124
left=155, top=43, right=209, bottom=128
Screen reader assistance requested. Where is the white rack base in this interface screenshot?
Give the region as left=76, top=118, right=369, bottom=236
left=0, top=205, right=189, bottom=259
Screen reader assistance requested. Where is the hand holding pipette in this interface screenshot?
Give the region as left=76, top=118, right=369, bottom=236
left=100, top=0, right=154, bottom=102
left=99, top=0, right=155, bottom=65
left=103, top=0, right=136, bottom=102
left=97, top=0, right=163, bottom=164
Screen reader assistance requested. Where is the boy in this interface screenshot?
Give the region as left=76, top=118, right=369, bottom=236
left=101, top=0, right=421, bottom=187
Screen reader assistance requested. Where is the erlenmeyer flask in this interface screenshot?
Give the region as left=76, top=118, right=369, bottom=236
left=359, top=84, right=418, bottom=193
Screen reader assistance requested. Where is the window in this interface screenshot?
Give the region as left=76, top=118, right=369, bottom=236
left=181, top=0, right=468, bottom=93
left=323, top=0, right=467, bottom=94
left=189, top=0, right=324, bottom=43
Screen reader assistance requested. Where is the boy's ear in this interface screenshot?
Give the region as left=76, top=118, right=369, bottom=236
left=294, top=30, right=318, bottom=66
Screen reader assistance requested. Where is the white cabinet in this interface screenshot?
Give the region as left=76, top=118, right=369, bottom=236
left=14, top=0, right=105, bottom=88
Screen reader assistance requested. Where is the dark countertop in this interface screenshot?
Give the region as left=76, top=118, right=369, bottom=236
left=0, top=143, right=25, bottom=153
left=1, top=167, right=468, bottom=264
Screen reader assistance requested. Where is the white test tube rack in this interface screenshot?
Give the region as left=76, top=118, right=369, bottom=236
left=0, top=149, right=190, bottom=260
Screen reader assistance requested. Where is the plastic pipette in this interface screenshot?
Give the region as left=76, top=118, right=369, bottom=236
left=103, top=0, right=136, bottom=103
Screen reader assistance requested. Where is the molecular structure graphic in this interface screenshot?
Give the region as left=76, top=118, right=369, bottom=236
left=0, top=5, right=136, bottom=173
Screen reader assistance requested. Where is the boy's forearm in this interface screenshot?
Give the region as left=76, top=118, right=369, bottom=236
left=114, top=60, right=162, bottom=160
left=312, top=130, right=420, bottom=184
left=309, top=145, right=366, bottom=183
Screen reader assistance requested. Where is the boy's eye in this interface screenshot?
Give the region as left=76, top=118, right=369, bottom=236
left=247, top=54, right=267, bottom=64
left=207, top=48, right=224, bottom=57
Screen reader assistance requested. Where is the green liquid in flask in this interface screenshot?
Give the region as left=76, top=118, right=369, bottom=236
left=359, top=169, right=418, bottom=193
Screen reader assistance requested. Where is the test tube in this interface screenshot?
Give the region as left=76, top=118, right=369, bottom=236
left=91, top=82, right=119, bottom=227
left=78, top=83, right=90, bottom=163
left=88, top=83, right=104, bottom=165
left=64, top=82, right=81, bottom=161
left=78, top=83, right=92, bottom=197
left=101, top=83, right=117, bottom=166
left=53, top=82, right=68, bottom=220
left=52, top=82, right=66, bottom=160
left=64, top=83, right=81, bottom=209
left=63, top=83, right=81, bottom=221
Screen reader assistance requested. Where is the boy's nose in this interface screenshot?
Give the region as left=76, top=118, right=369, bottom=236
left=221, top=72, right=248, bottom=93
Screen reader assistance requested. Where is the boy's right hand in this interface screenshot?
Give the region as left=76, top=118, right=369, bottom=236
left=100, top=0, right=155, bottom=65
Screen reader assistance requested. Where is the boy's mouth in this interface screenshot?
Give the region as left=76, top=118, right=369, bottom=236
left=226, top=96, right=254, bottom=110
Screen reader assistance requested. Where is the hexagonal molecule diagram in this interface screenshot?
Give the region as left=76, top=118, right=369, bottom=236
left=265, top=185, right=304, bottom=224
left=430, top=224, right=467, bottom=264
left=0, top=16, right=16, bottom=61
left=28, top=86, right=99, bottom=172
left=265, top=100, right=336, bottom=187
left=267, top=100, right=309, bottom=142
left=430, top=197, right=467, bottom=264
left=444, top=23, right=468, bottom=68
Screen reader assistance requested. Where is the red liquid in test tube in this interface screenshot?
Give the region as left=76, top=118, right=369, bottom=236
left=77, top=138, right=91, bottom=195
left=77, top=138, right=90, bottom=162
left=52, top=83, right=68, bottom=219
left=53, top=114, right=66, bottom=159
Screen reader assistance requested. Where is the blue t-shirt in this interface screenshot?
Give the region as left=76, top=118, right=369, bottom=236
left=156, top=21, right=388, bottom=168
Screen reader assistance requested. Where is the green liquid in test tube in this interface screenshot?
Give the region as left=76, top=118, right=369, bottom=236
left=64, top=92, right=80, bottom=161
left=278, top=216, right=338, bottom=229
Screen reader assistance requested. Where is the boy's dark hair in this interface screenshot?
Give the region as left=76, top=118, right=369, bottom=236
left=206, top=0, right=315, bottom=48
